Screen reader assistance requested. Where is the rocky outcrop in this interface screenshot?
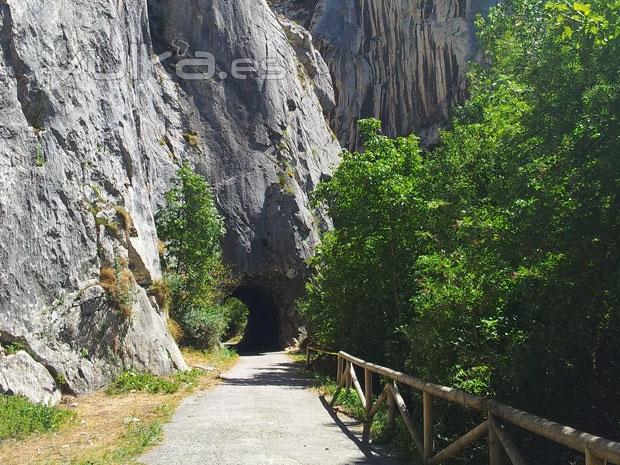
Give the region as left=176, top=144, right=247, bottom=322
left=276, top=0, right=497, bottom=147
left=0, top=0, right=192, bottom=394
left=147, top=0, right=341, bottom=343
left=0, top=0, right=340, bottom=397
left=0, top=350, right=61, bottom=405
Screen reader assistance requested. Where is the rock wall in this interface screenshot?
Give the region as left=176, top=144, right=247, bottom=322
left=0, top=0, right=193, bottom=396
left=277, top=0, right=497, bottom=147
left=147, top=0, right=341, bottom=343
left=0, top=0, right=496, bottom=398
left=0, top=0, right=339, bottom=397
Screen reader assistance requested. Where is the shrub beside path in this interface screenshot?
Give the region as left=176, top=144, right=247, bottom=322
left=140, top=351, right=402, bottom=465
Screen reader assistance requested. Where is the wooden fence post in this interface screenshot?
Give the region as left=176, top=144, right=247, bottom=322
left=336, top=356, right=342, bottom=386
left=423, top=392, right=434, bottom=463
left=489, top=413, right=507, bottom=465
left=345, top=361, right=351, bottom=390
left=363, top=368, right=373, bottom=444
left=386, top=387, right=396, bottom=439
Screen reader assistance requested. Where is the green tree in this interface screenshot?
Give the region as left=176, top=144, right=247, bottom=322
left=156, top=165, right=233, bottom=349
left=302, top=1, right=620, bottom=460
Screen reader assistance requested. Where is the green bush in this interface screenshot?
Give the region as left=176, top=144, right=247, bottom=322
left=0, top=395, right=74, bottom=440
left=156, top=165, right=236, bottom=349
left=179, top=302, right=230, bottom=350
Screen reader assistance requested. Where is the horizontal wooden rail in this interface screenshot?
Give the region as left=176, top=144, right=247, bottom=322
left=306, top=347, right=620, bottom=465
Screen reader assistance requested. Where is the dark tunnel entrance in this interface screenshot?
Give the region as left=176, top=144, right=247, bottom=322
left=233, top=287, right=282, bottom=353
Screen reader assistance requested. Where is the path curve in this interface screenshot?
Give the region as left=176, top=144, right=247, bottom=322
left=139, top=351, right=402, bottom=465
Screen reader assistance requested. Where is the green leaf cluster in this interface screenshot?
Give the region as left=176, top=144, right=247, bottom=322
left=156, top=165, right=246, bottom=349
left=302, top=0, right=620, bottom=458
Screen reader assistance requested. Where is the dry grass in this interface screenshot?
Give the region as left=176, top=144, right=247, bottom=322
left=166, top=317, right=183, bottom=343
left=99, top=266, right=116, bottom=291
left=183, top=132, right=200, bottom=147
left=149, top=279, right=171, bottom=313
left=0, top=349, right=238, bottom=465
left=99, top=260, right=137, bottom=318
left=114, top=206, right=134, bottom=237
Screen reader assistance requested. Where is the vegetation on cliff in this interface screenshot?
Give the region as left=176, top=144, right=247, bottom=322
left=156, top=165, right=247, bottom=349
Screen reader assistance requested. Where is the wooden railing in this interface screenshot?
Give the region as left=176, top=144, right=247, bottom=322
left=306, top=347, right=620, bottom=465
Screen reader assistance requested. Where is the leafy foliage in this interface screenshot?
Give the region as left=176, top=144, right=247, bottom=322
left=302, top=0, right=620, bottom=460
left=222, top=297, right=250, bottom=341
left=0, top=395, right=74, bottom=440
left=156, top=165, right=247, bottom=349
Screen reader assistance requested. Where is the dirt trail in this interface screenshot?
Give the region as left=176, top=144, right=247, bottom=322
left=139, top=351, right=403, bottom=465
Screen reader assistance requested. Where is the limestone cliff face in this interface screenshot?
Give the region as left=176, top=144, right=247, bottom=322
left=147, top=0, right=340, bottom=343
left=0, top=0, right=191, bottom=396
left=0, top=0, right=339, bottom=397
left=0, top=0, right=494, bottom=398
left=277, top=0, right=497, bottom=147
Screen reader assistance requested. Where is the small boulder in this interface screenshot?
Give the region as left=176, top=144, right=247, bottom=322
left=0, top=351, right=61, bottom=406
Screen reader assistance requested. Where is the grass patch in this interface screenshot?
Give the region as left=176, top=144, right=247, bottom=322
left=99, top=258, right=137, bottom=318
left=149, top=279, right=171, bottom=312
left=106, top=371, right=180, bottom=395
left=114, top=206, right=134, bottom=236
left=106, top=368, right=206, bottom=396
left=182, top=345, right=238, bottom=367
left=107, top=348, right=238, bottom=396
left=0, top=395, right=74, bottom=440
left=167, top=317, right=183, bottom=342
left=183, top=132, right=200, bottom=147
left=70, top=420, right=165, bottom=465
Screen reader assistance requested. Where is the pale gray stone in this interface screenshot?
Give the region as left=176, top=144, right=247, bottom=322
left=0, top=351, right=61, bottom=406
left=277, top=0, right=499, bottom=147
left=0, top=0, right=339, bottom=396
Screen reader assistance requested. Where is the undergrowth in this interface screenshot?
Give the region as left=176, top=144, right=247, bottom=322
left=105, top=369, right=202, bottom=395
left=107, top=346, right=238, bottom=396
left=0, top=395, right=74, bottom=440
left=303, top=361, right=420, bottom=463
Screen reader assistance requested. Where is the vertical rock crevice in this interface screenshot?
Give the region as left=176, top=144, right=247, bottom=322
left=276, top=0, right=498, bottom=148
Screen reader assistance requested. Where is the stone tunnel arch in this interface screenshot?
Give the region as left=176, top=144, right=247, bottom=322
left=233, top=286, right=286, bottom=352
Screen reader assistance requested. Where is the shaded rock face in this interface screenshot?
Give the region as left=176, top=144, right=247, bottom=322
left=147, top=0, right=341, bottom=345
left=277, top=0, right=498, bottom=147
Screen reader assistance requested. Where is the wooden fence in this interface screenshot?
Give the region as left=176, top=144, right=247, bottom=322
left=306, top=347, right=620, bottom=465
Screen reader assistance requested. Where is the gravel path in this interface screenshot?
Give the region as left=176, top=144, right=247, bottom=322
left=139, top=351, right=403, bottom=465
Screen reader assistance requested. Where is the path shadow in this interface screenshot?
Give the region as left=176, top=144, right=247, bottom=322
left=221, top=358, right=311, bottom=388
left=319, top=396, right=405, bottom=465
